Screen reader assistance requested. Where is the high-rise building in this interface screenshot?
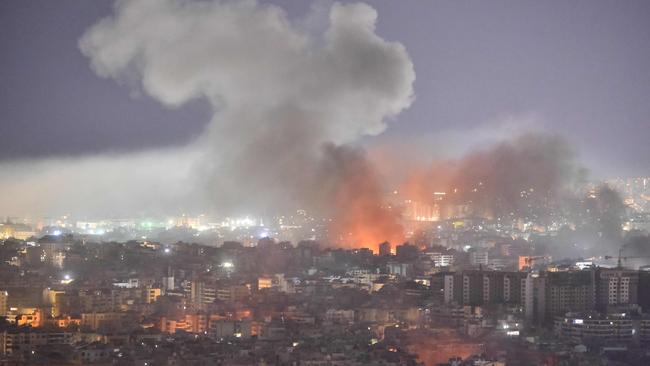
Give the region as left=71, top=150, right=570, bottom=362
left=545, top=270, right=596, bottom=320
left=379, top=241, right=391, bottom=256
left=442, top=270, right=527, bottom=306
left=595, top=268, right=639, bottom=311
left=524, top=272, right=546, bottom=325
left=639, top=269, right=650, bottom=311
left=190, top=279, right=217, bottom=309
left=0, top=291, right=7, bottom=317
left=525, top=269, right=648, bottom=326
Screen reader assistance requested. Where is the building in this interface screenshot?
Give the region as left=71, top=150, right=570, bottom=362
left=162, top=275, right=175, bottom=292
left=470, top=250, right=489, bottom=267
left=639, top=269, right=650, bottom=311
left=15, top=309, right=44, bottom=327
left=524, top=272, right=546, bottom=325
left=403, top=200, right=439, bottom=222
left=379, top=242, right=391, bottom=256
left=595, top=268, right=639, bottom=311
left=0, top=291, right=7, bottom=317
left=0, top=223, right=35, bottom=240
left=209, top=319, right=252, bottom=338
left=442, top=270, right=527, bottom=306
left=428, top=252, right=455, bottom=267
left=73, top=343, right=113, bottom=364
left=257, top=277, right=273, bottom=290
left=396, top=243, right=419, bottom=261
left=546, top=270, right=596, bottom=319
left=145, top=288, right=162, bottom=303
left=555, top=312, right=650, bottom=346
left=81, top=312, right=129, bottom=331
left=190, top=279, right=217, bottom=308
left=387, top=262, right=412, bottom=277
left=216, top=284, right=250, bottom=302
left=0, top=327, right=73, bottom=355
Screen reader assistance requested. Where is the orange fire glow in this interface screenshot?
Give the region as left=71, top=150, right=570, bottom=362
left=324, top=145, right=405, bottom=252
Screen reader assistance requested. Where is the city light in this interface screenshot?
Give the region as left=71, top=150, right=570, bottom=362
left=0, top=0, right=647, bottom=364
left=60, top=273, right=74, bottom=284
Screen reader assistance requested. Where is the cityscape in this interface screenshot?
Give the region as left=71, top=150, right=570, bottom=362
left=1, top=1, right=650, bottom=366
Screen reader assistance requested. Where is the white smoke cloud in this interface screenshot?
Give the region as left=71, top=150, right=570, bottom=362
left=81, top=0, right=413, bottom=141
left=0, top=148, right=199, bottom=218
left=81, top=0, right=415, bottom=214
left=0, top=0, right=415, bottom=218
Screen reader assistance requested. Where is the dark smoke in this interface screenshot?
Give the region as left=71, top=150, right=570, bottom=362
left=621, top=234, right=650, bottom=269
left=548, top=184, right=626, bottom=258
left=402, top=133, right=587, bottom=221
left=317, top=144, right=404, bottom=248
left=580, top=184, right=625, bottom=251
left=0, top=0, right=416, bottom=237
left=78, top=0, right=415, bottom=248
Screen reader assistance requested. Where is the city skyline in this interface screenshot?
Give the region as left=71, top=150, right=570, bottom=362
left=1, top=2, right=650, bottom=364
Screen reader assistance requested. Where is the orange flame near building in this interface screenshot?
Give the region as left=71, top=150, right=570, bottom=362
left=323, top=144, right=404, bottom=252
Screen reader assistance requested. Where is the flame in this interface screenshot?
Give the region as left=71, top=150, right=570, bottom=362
left=324, top=145, right=404, bottom=252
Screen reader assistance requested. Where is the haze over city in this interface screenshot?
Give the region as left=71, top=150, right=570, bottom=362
left=0, top=1, right=649, bottom=365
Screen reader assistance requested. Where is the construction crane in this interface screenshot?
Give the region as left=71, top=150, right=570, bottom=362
left=604, top=248, right=650, bottom=268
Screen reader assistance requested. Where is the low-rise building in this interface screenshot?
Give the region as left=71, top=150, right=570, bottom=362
left=555, top=312, right=650, bottom=346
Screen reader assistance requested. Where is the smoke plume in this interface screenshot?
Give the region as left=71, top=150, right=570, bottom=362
left=400, top=133, right=586, bottom=221
left=580, top=184, right=626, bottom=253
left=74, top=0, right=414, bottom=247
left=2, top=1, right=624, bottom=255
left=318, top=144, right=405, bottom=247
left=621, top=234, right=650, bottom=269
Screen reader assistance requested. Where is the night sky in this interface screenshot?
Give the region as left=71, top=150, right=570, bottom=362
left=1, top=0, right=649, bottom=177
